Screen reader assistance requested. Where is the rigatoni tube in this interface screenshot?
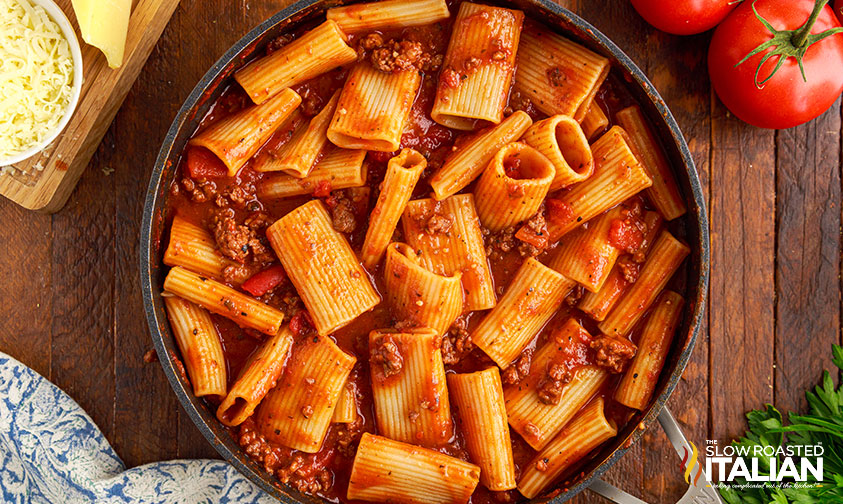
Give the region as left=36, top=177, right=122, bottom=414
left=235, top=21, right=357, bottom=104
left=474, top=143, right=555, bottom=232
left=327, top=0, right=450, bottom=33
left=521, top=114, right=594, bottom=190
left=581, top=103, right=609, bottom=141
left=402, top=194, right=496, bottom=311
left=328, top=62, right=421, bottom=152
left=266, top=200, right=381, bottom=336
left=547, top=205, right=625, bottom=293
left=369, top=328, right=453, bottom=447
left=383, top=243, right=463, bottom=335
left=347, top=433, right=480, bottom=504
left=361, top=149, right=426, bottom=268
left=163, top=296, right=226, bottom=398
left=428, top=111, right=532, bottom=200
left=432, top=2, right=524, bottom=130
left=256, top=335, right=356, bottom=452
left=448, top=368, right=516, bottom=491
left=163, top=215, right=228, bottom=282
left=163, top=266, right=284, bottom=335
left=257, top=147, right=367, bottom=199
left=616, top=105, right=687, bottom=220
left=188, top=88, right=301, bottom=176
left=332, top=378, right=357, bottom=423
left=472, top=258, right=574, bottom=368
left=544, top=126, right=653, bottom=242
left=504, top=318, right=608, bottom=450
left=517, top=398, right=617, bottom=498
left=615, top=291, right=684, bottom=410
left=514, top=22, right=609, bottom=121
left=598, top=230, right=689, bottom=338
left=252, top=89, right=340, bottom=177
left=215, top=325, right=294, bottom=426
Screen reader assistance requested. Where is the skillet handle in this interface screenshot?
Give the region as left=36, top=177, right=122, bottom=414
left=587, top=407, right=723, bottom=504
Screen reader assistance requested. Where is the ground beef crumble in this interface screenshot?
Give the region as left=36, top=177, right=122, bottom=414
left=536, top=363, right=573, bottom=405
left=180, top=177, right=217, bottom=203
left=209, top=208, right=274, bottom=265
left=422, top=212, right=453, bottom=235
left=324, top=190, right=357, bottom=234
left=591, top=335, right=637, bottom=373
left=357, top=33, right=443, bottom=73
left=501, top=348, right=533, bottom=385
left=335, top=417, right=363, bottom=458
left=441, top=319, right=473, bottom=365
left=371, top=335, right=403, bottom=377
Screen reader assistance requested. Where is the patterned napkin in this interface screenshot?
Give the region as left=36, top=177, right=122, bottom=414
left=0, top=352, right=276, bottom=504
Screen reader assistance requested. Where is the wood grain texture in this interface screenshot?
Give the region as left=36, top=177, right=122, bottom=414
left=0, top=1, right=840, bottom=503
left=0, top=0, right=179, bottom=213
left=774, top=98, right=842, bottom=414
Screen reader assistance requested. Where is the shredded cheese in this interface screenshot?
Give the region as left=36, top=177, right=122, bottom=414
left=0, top=0, right=74, bottom=160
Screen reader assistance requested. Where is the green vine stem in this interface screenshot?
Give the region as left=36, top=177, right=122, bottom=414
left=735, top=0, right=843, bottom=88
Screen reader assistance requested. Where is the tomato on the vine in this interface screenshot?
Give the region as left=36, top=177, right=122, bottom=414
left=708, top=0, right=843, bottom=129
left=630, top=0, right=739, bottom=35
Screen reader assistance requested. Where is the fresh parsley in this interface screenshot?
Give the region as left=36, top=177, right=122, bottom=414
left=720, top=345, right=843, bottom=503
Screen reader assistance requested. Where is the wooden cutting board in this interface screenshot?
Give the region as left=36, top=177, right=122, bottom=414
left=0, top=0, right=179, bottom=213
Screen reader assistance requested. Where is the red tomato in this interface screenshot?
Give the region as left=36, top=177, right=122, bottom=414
left=835, top=0, right=843, bottom=22
left=708, top=0, right=843, bottom=129
left=241, top=265, right=287, bottom=297
left=630, top=0, right=738, bottom=35
left=185, top=146, right=228, bottom=179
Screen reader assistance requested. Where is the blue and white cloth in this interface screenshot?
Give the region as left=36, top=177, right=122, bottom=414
left=0, top=352, right=276, bottom=504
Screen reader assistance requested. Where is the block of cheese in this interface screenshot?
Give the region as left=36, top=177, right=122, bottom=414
left=71, top=0, right=131, bottom=69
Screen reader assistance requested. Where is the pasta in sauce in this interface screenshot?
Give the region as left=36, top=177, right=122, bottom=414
left=160, top=1, right=690, bottom=502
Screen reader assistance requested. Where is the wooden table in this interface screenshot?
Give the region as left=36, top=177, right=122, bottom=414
left=1, top=0, right=840, bottom=502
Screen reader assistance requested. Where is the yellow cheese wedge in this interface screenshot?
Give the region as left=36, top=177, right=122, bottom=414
left=71, top=0, right=131, bottom=69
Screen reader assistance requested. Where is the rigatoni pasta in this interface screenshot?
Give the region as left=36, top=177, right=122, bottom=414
left=517, top=398, right=617, bottom=498
left=327, top=0, right=450, bottom=33
left=544, top=126, right=653, bottom=242
left=328, top=62, right=421, bottom=152
left=472, top=258, right=575, bottom=368
left=504, top=318, right=608, bottom=450
left=428, top=111, right=532, bottom=200
left=188, top=88, right=301, bottom=176
left=369, top=328, right=453, bottom=447
left=163, top=266, right=284, bottom=335
left=256, top=334, right=356, bottom=452
left=163, top=296, right=226, bottom=398
left=615, top=291, right=684, bottom=410
left=548, top=205, right=625, bottom=293
left=448, top=368, right=516, bottom=491
left=257, top=147, right=367, bottom=199
left=361, top=149, right=425, bottom=268
left=163, top=215, right=228, bottom=281
left=432, top=2, right=524, bottom=130
left=332, top=379, right=357, bottom=423
left=473, top=143, right=555, bottom=232
left=252, top=89, right=340, bottom=177
left=581, top=103, right=609, bottom=140
left=347, top=433, right=481, bottom=504
left=235, top=21, right=357, bottom=104
left=598, top=230, right=689, bottom=338
left=383, top=243, right=463, bottom=335
left=216, top=326, right=294, bottom=426
left=616, top=105, right=687, bottom=220
left=514, top=23, right=609, bottom=121
left=402, top=194, right=496, bottom=311
left=266, top=200, right=380, bottom=336
left=521, top=114, right=594, bottom=190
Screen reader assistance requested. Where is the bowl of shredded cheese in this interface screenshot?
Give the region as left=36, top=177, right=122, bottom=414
left=0, top=0, right=83, bottom=166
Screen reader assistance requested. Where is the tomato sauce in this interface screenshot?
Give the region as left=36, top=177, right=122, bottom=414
left=162, top=3, right=690, bottom=502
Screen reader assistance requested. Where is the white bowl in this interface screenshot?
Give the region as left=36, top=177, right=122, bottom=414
left=0, top=0, right=84, bottom=166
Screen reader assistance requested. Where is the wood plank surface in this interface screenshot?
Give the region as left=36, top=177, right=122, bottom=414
left=0, top=1, right=840, bottom=503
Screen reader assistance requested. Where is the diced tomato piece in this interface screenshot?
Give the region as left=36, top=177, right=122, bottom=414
left=241, top=265, right=287, bottom=297
left=313, top=179, right=333, bottom=198
left=515, top=225, right=548, bottom=250
left=545, top=198, right=575, bottom=226
left=289, top=310, right=314, bottom=338
left=185, top=146, right=228, bottom=179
